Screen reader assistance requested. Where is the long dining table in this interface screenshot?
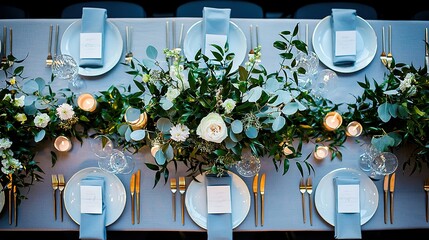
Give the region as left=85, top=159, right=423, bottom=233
left=0, top=17, right=429, bottom=234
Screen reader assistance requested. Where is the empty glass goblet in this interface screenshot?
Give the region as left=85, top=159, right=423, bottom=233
left=90, top=135, right=114, bottom=159
left=98, top=149, right=135, bottom=175
left=295, top=51, right=319, bottom=90
left=51, top=54, right=86, bottom=91
left=368, top=151, right=398, bottom=181
left=359, top=143, right=381, bottom=172
left=235, top=154, right=261, bottom=177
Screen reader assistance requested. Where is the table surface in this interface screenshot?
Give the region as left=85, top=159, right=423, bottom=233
left=0, top=17, right=429, bottom=232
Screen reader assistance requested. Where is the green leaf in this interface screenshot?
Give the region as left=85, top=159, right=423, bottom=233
left=377, top=102, right=391, bottom=122
left=146, top=45, right=158, bottom=59
left=272, top=116, right=285, bottom=131
left=371, top=135, right=395, bottom=152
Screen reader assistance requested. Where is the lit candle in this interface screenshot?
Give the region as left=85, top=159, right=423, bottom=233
left=314, top=146, right=329, bottom=160
left=323, top=111, right=343, bottom=131
left=54, top=136, right=72, bottom=152
left=77, top=93, right=97, bottom=112
left=346, top=121, right=363, bottom=137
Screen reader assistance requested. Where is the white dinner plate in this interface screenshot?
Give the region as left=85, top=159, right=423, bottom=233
left=314, top=168, right=378, bottom=225
left=312, top=16, right=377, bottom=73
left=0, top=183, right=4, bottom=213
left=63, top=167, right=126, bottom=226
left=183, top=20, right=247, bottom=72
left=61, top=20, right=123, bottom=77
left=185, top=171, right=251, bottom=229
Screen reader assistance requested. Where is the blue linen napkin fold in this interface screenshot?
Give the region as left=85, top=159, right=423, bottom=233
left=79, top=176, right=106, bottom=240
left=333, top=176, right=362, bottom=239
left=79, top=7, right=107, bottom=68
left=202, top=7, right=231, bottom=58
left=331, top=8, right=357, bottom=66
left=205, top=172, right=233, bottom=240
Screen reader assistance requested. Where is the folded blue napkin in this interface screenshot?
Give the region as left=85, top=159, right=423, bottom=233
left=202, top=7, right=231, bottom=59
left=79, top=7, right=107, bottom=68
left=333, top=176, right=362, bottom=239
left=331, top=8, right=357, bottom=66
left=79, top=176, right=106, bottom=240
left=205, top=172, right=233, bottom=240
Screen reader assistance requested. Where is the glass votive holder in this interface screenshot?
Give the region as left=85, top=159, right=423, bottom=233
left=314, top=146, right=329, bottom=160
left=77, top=93, right=97, bottom=112
left=323, top=111, right=343, bottom=131
left=235, top=154, right=261, bottom=177
left=346, top=121, right=363, bottom=137
left=54, top=136, right=72, bottom=152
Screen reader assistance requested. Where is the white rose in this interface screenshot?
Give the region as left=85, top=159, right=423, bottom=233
left=34, top=113, right=50, bottom=128
left=196, top=112, right=228, bottom=143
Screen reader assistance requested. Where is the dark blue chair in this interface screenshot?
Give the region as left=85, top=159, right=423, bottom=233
left=0, top=5, right=27, bottom=19
left=176, top=0, right=264, bottom=18
left=412, top=10, right=429, bottom=20
left=293, top=2, right=378, bottom=19
left=61, top=1, right=147, bottom=18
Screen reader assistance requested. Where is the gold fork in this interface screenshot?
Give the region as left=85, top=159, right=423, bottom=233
left=57, top=174, right=65, bottom=222
left=386, top=25, right=393, bottom=67
left=170, top=178, right=177, bottom=221
left=380, top=26, right=387, bottom=66
left=125, top=26, right=133, bottom=64
left=424, top=178, right=429, bottom=222
left=2, top=26, right=7, bottom=66
left=46, top=25, right=53, bottom=66
left=51, top=174, right=58, bottom=220
left=179, top=176, right=186, bottom=225
left=299, top=177, right=306, bottom=224
left=306, top=177, right=313, bottom=226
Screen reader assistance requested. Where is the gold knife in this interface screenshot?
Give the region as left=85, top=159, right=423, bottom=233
left=389, top=173, right=396, bottom=224
left=252, top=173, right=259, bottom=227
left=130, top=173, right=136, bottom=225
left=13, top=185, right=17, bottom=226
left=260, top=173, right=266, bottom=226
left=8, top=174, right=12, bottom=225
left=383, top=174, right=389, bottom=224
left=136, top=169, right=141, bottom=224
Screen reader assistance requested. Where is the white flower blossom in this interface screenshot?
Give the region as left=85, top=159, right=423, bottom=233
left=399, top=72, right=415, bottom=92
left=56, top=103, right=75, bottom=120
left=170, top=123, right=190, bottom=142
left=13, top=95, right=25, bottom=107
left=165, top=87, right=181, bottom=102
left=2, top=93, right=12, bottom=102
left=0, top=138, right=12, bottom=150
left=34, top=113, right=50, bottom=128
left=222, top=99, right=236, bottom=114
left=169, top=65, right=189, bottom=90
left=197, top=112, right=228, bottom=143
left=14, top=113, right=27, bottom=124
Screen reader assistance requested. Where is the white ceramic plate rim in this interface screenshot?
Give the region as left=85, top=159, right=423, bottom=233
left=183, top=20, right=247, bottom=72
left=185, top=171, right=251, bottom=229
left=312, top=16, right=377, bottom=73
left=0, top=183, right=4, bottom=213
left=314, top=168, right=378, bottom=225
left=61, top=19, right=123, bottom=77
left=63, top=167, right=126, bottom=226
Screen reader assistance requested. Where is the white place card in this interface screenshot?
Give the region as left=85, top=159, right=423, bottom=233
left=204, top=34, right=227, bottom=59
left=80, top=32, right=102, bottom=59
left=337, top=184, right=360, bottom=213
left=335, top=30, right=356, bottom=56
left=207, top=185, right=231, bottom=214
left=80, top=185, right=102, bottom=214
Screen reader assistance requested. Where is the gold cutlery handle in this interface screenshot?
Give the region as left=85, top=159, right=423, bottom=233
left=426, top=191, right=429, bottom=223
left=261, top=194, right=264, bottom=226
left=390, top=192, right=394, bottom=224
left=60, top=191, right=63, bottom=222
left=301, top=193, right=306, bottom=224
left=309, top=195, right=313, bottom=226
left=53, top=190, right=57, bottom=221
left=172, top=192, right=176, bottom=221
left=54, top=24, right=59, bottom=57
left=131, top=193, right=135, bottom=225
left=136, top=194, right=140, bottom=224
left=181, top=194, right=185, bottom=225
left=8, top=189, right=12, bottom=225
left=48, top=25, right=53, bottom=54
left=253, top=193, right=258, bottom=227
left=13, top=188, right=17, bottom=226
left=384, top=191, right=388, bottom=224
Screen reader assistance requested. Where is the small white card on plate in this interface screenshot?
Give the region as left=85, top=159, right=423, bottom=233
left=80, top=185, right=102, bottom=214
left=337, top=184, right=360, bottom=213
left=207, top=185, right=231, bottom=214
left=80, top=32, right=102, bottom=59
left=335, top=30, right=356, bottom=56
left=204, top=34, right=227, bottom=59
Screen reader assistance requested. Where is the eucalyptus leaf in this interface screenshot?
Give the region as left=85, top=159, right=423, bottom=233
left=155, top=149, right=166, bottom=165
left=117, top=124, right=129, bottom=136
left=130, top=129, right=146, bottom=141
left=225, top=137, right=237, bottom=149
left=125, top=107, right=141, bottom=123
left=282, top=102, right=299, bottom=115
left=34, top=77, right=46, bottom=94
left=146, top=45, right=158, bottom=59
left=231, top=120, right=243, bottom=134
left=245, top=126, right=258, bottom=139
left=377, top=102, right=391, bottom=122
left=244, top=86, right=263, bottom=102
left=165, top=144, right=174, bottom=160
left=22, top=80, right=39, bottom=94
left=157, top=118, right=173, bottom=133
left=34, top=130, right=46, bottom=143
left=125, top=127, right=132, bottom=142
left=160, top=97, right=173, bottom=110
left=272, top=115, right=286, bottom=131
left=371, top=135, right=395, bottom=152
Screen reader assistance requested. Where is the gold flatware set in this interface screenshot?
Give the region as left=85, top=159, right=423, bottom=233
left=299, top=176, right=313, bottom=225
left=130, top=169, right=141, bottom=224
left=383, top=173, right=395, bottom=224
left=424, top=177, right=429, bottom=222
left=51, top=173, right=65, bottom=222
left=179, top=176, right=186, bottom=225
left=46, top=24, right=59, bottom=67
left=252, top=173, right=266, bottom=227
left=7, top=174, right=17, bottom=226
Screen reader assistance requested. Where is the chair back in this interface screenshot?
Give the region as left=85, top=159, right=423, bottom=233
left=293, top=2, right=378, bottom=19
left=61, top=1, right=146, bottom=18
left=0, top=5, right=27, bottom=19
left=412, top=10, right=429, bottom=20
left=176, top=0, right=264, bottom=18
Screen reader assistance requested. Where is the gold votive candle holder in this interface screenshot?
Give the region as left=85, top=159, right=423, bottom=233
left=346, top=121, right=363, bottom=137
left=54, top=136, right=72, bottom=152
left=314, top=146, right=329, bottom=160
left=323, top=111, right=343, bottom=131
left=77, top=93, right=97, bottom=112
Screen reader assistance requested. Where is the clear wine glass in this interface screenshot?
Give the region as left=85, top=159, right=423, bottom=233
left=295, top=51, right=319, bottom=90
left=235, top=154, right=261, bottom=177
left=368, top=151, right=398, bottom=181
left=98, top=149, right=135, bottom=175
left=51, top=54, right=86, bottom=91
left=310, top=69, right=338, bottom=99
left=90, top=135, right=114, bottom=159
left=359, top=143, right=381, bottom=172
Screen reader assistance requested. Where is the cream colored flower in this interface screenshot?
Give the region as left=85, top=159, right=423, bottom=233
left=13, top=95, right=25, bottom=107
left=221, top=99, right=236, bottom=114
left=14, top=113, right=27, bottom=124
left=34, top=113, right=50, bottom=128
left=56, top=103, right=75, bottom=120
left=170, top=123, right=190, bottom=142
left=196, top=112, right=228, bottom=143
left=0, top=138, right=12, bottom=150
